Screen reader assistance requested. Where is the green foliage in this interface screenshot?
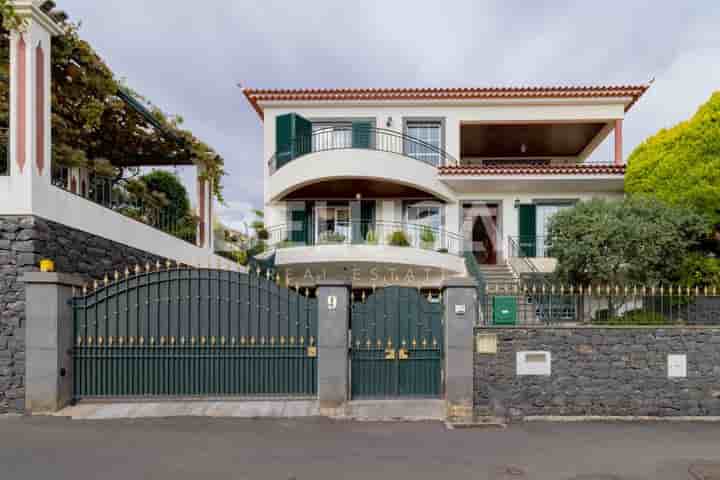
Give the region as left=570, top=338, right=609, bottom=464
left=319, top=231, right=346, bottom=244
left=595, top=309, right=670, bottom=326
left=0, top=6, right=225, bottom=199
left=626, top=91, right=720, bottom=226
left=0, top=1, right=23, bottom=32
left=141, top=170, right=190, bottom=223
left=420, top=226, right=436, bottom=246
left=677, top=252, right=720, bottom=288
left=548, top=196, right=708, bottom=285
left=365, top=230, right=378, bottom=245
left=388, top=230, right=410, bottom=247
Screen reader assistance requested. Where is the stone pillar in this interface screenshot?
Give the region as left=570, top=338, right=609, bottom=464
left=23, top=272, right=83, bottom=413
left=7, top=2, right=62, bottom=211
left=316, top=280, right=351, bottom=413
left=196, top=165, right=213, bottom=250
left=614, top=119, right=623, bottom=166
left=442, top=277, right=478, bottom=421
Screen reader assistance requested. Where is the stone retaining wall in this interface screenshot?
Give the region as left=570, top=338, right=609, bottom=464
left=474, top=327, right=720, bottom=420
left=0, top=215, right=164, bottom=414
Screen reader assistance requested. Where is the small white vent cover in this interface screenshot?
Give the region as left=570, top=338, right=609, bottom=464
left=516, top=351, right=551, bottom=376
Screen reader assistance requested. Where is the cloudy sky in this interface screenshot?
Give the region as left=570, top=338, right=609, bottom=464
left=59, top=0, right=720, bottom=231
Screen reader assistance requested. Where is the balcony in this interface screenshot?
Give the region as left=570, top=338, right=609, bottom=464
left=268, top=126, right=457, bottom=174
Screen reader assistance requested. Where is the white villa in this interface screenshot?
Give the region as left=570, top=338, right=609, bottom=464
left=242, top=85, right=648, bottom=286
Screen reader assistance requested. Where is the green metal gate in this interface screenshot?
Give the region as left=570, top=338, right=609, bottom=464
left=72, top=266, right=317, bottom=399
left=350, top=287, right=443, bottom=398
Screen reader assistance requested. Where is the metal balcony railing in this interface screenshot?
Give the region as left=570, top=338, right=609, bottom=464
left=254, top=220, right=464, bottom=256
left=52, top=167, right=197, bottom=244
left=268, top=126, right=458, bottom=174
left=508, top=235, right=554, bottom=258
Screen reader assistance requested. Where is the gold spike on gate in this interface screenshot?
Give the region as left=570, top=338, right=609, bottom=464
left=145, top=262, right=151, bottom=273
left=134, top=264, right=141, bottom=275
left=270, top=336, right=275, bottom=345
left=432, top=338, right=438, bottom=347
left=362, top=290, right=366, bottom=302
left=366, top=339, right=371, bottom=347
left=124, top=267, right=130, bottom=279
left=412, top=338, right=417, bottom=347
left=280, top=336, right=285, bottom=345
left=304, top=288, right=309, bottom=297
left=309, top=336, right=315, bottom=346
left=300, top=336, right=305, bottom=345
left=114, top=270, right=120, bottom=282
left=118, top=337, right=124, bottom=345
left=422, top=338, right=428, bottom=348
left=376, top=339, right=381, bottom=347
left=289, top=336, right=295, bottom=345
left=103, top=274, right=109, bottom=286
left=386, top=338, right=392, bottom=348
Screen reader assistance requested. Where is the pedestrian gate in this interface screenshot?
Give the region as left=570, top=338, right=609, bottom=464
left=350, top=287, right=444, bottom=398
left=72, top=267, right=317, bottom=399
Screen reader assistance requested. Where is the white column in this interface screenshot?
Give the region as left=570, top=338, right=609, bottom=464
left=7, top=1, right=62, bottom=212
left=196, top=165, right=213, bottom=250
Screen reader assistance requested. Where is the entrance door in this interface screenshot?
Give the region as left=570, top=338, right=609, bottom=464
left=350, top=287, right=443, bottom=398
left=463, top=204, right=498, bottom=265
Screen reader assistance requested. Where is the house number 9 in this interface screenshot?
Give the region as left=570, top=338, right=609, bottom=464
left=328, top=295, right=337, bottom=311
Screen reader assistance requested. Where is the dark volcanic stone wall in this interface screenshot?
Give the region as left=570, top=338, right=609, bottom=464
left=475, top=327, right=720, bottom=420
left=0, top=215, right=164, bottom=414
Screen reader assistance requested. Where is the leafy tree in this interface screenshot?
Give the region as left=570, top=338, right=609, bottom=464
left=0, top=2, right=225, bottom=200
left=547, top=196, right=708, bottom=285
left=626, top=91, right=720, bottom=227
left=140, top=170, right=191, bottom=225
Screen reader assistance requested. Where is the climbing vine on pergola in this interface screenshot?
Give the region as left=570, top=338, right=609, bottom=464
left=0, top=1, right=225, bottom=201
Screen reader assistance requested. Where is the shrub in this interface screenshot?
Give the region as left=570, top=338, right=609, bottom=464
left=388, top=230, right=410, bottom=247
left=420, top=226, right=435, bottom=248
left=595, top=309, right=670, bottom=325
left=677, top=252, right=720, bottom=288
left=319, top=231, right=346, bottom=244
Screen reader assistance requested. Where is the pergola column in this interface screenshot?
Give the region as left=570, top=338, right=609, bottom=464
left=614, top=119, right=623, bottom=166
left=196, top=165, right=213, bottom=250
left=8, top=1, right=62, bottom=209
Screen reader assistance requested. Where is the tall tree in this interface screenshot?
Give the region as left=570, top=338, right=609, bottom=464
left=626, top=91, right=720, bottom=227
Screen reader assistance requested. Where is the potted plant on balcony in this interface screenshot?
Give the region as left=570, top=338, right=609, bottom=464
left=420, top=226, right=436, bottom=250
left=388, top=230, right=410, bottom=247
left=319, top=230, right=346, bottom=244
left=365, top=230, right=378, bottom=245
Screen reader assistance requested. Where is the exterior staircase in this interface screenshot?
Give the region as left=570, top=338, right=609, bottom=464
left=476, top=263, right=517, bottom=286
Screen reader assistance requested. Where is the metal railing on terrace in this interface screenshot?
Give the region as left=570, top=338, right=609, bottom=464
left=508, top=235, right=554, bottom=258
left=52, top=168, right=197, bottom=244
left=258, top=220, right=464, bottom=256
left=268, top=126, right=458, bottom=174
left=477, top=283, right=720, bottom=327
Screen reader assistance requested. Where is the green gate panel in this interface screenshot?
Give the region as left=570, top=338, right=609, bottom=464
left=288, top=202, right=309, bottom=244
left=72, top=268, right=318, bottom=399
left=350, top=287, right=443, bottom=399
left=360, top=200, right=375, bottom=242
left=518, top=204, right=537, bottom=257
left=493, top=296, right=517, bottom=325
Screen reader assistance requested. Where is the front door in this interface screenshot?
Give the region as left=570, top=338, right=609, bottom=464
left=350, top=287, right=443, bottom=398
left=472, top=213, right=498, bottom=265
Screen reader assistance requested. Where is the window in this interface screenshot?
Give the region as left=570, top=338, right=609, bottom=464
left=315, top=202, right=351, bottom=244
left=405, top=120, right=443, bottom=166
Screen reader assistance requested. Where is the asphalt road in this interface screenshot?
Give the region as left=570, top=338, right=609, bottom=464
left=1, top=416, right=720, bottom=480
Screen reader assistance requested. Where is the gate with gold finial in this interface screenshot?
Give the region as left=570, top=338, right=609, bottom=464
left=350, top=286, right=444, bottom=398
left=71, top=264, right=318, bottom=399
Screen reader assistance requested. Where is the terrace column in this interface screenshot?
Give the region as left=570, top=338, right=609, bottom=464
left=8, top=2, right=62, bottom=210
left=196, top=165, right=214, bottom=250
left=614, top=119, right=623, bottom=166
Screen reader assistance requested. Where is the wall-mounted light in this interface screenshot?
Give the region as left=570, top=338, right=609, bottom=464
left=386, top=116, right=393, bottom=128
left=514, top=198, right=521, bottom=209
left=356, top=193, right=362, bottom=200
left=520, top=143, right=527, bottom=154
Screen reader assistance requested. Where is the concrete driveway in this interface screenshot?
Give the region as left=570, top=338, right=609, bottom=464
left=1, top=416, right=719, bottom=480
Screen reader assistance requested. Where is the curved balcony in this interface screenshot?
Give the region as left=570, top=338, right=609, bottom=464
left=263, top=220, right=463, bottom=256
left=268, top=126, right=457, bottom=174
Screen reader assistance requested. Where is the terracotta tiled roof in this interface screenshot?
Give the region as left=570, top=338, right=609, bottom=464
left=437, top=164, right=626, bottom=176
left=242, top=84, right=650, bottom=118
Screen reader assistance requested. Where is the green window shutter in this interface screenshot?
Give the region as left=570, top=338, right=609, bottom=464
left=276, top=114, right=312, bottom=168
left=288, top=202, right=308, bottom=244
left=518, top=204, right=537, bottom=257
left=352, top=121, right=373, bottom=149
left=360, top=200, right=375, bottom=241
left=305, top=201, right=315, bottom=246
left=295, top=115, right=313, bottom=156
left=276, top=114, right=293, bottom=168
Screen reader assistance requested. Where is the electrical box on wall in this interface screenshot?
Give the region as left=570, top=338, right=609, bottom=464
left=667, top=354, right=687, bottom=378
left=516, top=351, right=551, bottom=376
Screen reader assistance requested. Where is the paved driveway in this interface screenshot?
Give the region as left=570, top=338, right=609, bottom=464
left=1, top=416, right=720, bottom=480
